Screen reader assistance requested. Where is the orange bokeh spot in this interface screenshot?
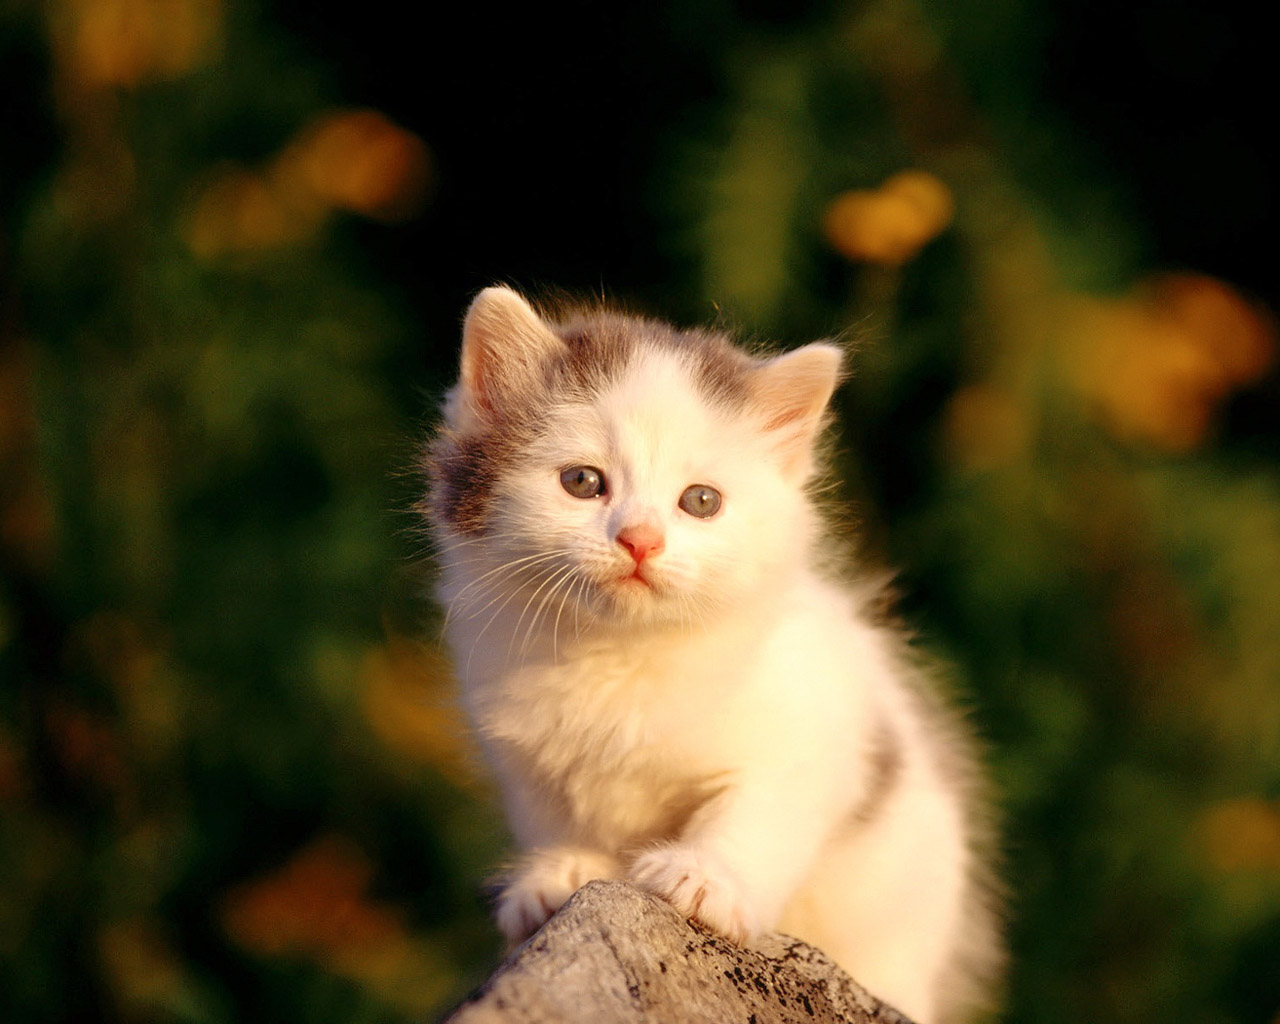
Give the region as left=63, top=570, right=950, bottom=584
left=183, top=110, right=431, bottom=258
left=60, top=0, right=223, bottom=89
left=1065, top=273, right=1276, bottom=452
left=280, top=110, right=431, bottom=223
left=359, top=637, right=476, bottom=789
left=1197, top=798, right=1280, bottom=873
left=943, top=383, right=1032, bottom=470
left=221, top=836, right=408, bottom=972
left=823, top=169, right=954, bottom=266
left=184, top=167, right=320, bottom=258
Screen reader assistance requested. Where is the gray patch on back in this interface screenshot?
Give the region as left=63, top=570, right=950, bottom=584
left=850, top=718, right=904, bottom=828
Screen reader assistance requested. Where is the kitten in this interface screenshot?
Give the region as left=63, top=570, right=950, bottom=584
left=422, top=286, right=1002, bottom=1024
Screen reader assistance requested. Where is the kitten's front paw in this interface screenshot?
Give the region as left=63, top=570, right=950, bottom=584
left=495, top=846, right=621, bottom=946
left=629, top=844, right=757, bottom=945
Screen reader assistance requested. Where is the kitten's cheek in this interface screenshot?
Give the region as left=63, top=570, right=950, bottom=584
left=629, top=844, right=757, bottom=944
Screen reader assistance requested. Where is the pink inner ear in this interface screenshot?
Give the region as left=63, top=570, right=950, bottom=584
left=755, top=373, right=830, bottom=441
left=762, top=405, right=809, bottom=433
left=462, top=343, right=500, bottom=419
left=458, top=287, right=563, bottom=423
left=748, top=344, right=841, bottom=480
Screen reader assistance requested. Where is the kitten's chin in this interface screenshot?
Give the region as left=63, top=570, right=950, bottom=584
left=593, top=574, right=710, bottom=630
left=599, top=576, right=664, bottom=619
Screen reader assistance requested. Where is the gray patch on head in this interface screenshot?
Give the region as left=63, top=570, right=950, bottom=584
left=423, top=303, right=758, bottom=537
left=552, top=310, right=754, bottom=409
left=424, top=431, right=500, bottom=536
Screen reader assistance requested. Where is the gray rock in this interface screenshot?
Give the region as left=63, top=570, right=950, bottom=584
left=444, top=880, right=914, bottom=1024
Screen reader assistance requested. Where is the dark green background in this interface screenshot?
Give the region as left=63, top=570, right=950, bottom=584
left=2, top=1, right=1278, bottom=1022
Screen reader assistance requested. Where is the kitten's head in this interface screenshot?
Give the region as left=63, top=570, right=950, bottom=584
left=424, top=286, right=841, bottom=635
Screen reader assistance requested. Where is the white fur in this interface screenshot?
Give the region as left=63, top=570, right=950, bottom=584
left=431, top=290, right=1000, bottom=1024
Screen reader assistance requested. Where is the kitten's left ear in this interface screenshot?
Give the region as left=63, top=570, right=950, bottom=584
left=749, top=342, right=843, bottom=481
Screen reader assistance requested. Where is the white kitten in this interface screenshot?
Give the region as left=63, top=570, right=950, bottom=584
left=422, top=287, right=1002, bottom=1024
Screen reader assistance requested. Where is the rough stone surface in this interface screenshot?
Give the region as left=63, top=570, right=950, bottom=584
left=442, top=880, right=914, bottom=1024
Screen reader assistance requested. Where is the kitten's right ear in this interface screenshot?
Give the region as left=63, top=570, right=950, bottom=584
left=749, top=342, right=843, bottom=482
left=451, top=286, right=565, bottom=428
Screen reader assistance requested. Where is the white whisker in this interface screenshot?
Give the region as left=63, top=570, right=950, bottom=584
left=542, top=566, right=587, bottom=664
left=508, top=561, right=577, bottom=662
left=445, top=550, right=567, bottom=620
left=462, top=560, right=566, bottom=675
left=518, top=564, right=580, bottom=662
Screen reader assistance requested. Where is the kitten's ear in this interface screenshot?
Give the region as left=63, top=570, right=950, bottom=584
left=749, top=342, right=843, bottom=481
left=450, top=286, right=565, bottom=428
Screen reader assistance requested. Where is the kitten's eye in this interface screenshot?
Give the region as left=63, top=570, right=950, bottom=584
left=678, top=484, right=722, bottom=519
left=560, top=465, right=606, bottom=499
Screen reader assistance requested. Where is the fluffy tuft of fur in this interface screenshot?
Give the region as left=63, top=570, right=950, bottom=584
left=421, top=286, right=1003, bottom=1024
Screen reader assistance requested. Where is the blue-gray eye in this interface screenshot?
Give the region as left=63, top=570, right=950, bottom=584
left=560, top=466, right=606, bottom=499
left=678, top=484, right=721, bottom=519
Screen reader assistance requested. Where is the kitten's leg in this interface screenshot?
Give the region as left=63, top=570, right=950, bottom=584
left=496, top=845, right=623, bottom=945
left=629, top=764, right=851, bottom=944
left=486, top=758, right=623, bottom=945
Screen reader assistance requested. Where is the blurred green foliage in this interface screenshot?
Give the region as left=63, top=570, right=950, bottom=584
left=2, top=1, right=1278, bottom=1023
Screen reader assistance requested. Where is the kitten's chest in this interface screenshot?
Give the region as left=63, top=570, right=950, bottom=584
left=475, top=646, right=729, bottom=847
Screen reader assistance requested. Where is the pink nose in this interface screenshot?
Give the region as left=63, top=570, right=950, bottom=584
left=616, top=524, right=665, bottom=564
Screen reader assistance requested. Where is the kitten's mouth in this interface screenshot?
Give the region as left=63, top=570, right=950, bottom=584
left=618, top=567, right=653, bottom=588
